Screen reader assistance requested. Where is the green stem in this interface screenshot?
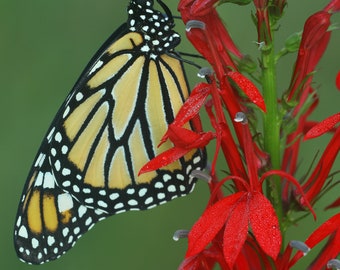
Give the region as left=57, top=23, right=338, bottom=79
left=262, top=43, right=284, bottom=233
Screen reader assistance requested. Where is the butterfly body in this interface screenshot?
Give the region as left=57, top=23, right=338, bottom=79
left=14, top=0, right=206, bottom=264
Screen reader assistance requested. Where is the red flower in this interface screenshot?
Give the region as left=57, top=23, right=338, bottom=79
left=253, top=0, right=271, bottom=42
left=286, top=11, right=331, bottom=102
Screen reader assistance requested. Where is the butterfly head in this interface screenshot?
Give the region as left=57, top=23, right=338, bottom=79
left=127, top=0, right=181, bottom=54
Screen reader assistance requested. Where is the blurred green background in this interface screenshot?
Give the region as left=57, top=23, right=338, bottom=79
left=1, top=0, right=340, bottom=269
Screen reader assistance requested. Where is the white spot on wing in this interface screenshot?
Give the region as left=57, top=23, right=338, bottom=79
left=145, top=197, right=153, bottom=204
left=138, top=188, right=147, bottom=197
left=62, top=168, right=71, bottom=176
left=127, top=188, right=135, bottom=195
left=157, top=193, right=165, bottom=200
left=76, top=92, right=84, bottom=101
left=154, top=182, right=164, bottom=189
left=63, top=106, right=70, bottom=119
left=109, top=193, right=119, bottom=200
left=128, top=199, right=138, bottom=206
left=34, top=153, right=46, bottom=167
left=85, top=217, right=92, bottom=226
left=78, top=205, right=87, bottom=218
left=62, top=227, right=69, bottom=237
left=43, top=172, right=55, bottom=189
left=18, top=226, right=28, bottom=238
left=57, top=193, right=74, bottom=212
left=89, top=60, right=104, bottom=75
left=47, top=127, right=55, bottom=141
left=47, top=235, right=55, bottom=246
left=98, top=200, right=108, bottom=208
left=55, top=132, right=62, bottom=143
left=31, top=238, right=39, bottom=249
left=167, top=185, right=176, bottom=192
left=114, top=202, right=124, bottom=209
left=35, top=172, right=44, bottom=187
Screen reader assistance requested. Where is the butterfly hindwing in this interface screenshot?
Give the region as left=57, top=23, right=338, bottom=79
left=14, top=139, right=108, bottom=264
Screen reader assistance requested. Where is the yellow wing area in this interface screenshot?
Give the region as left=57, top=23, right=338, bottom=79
left=24, top=175, right=61, bottom=235
left=111, top=56, right=144, bottom=138
left=61, top=32, right=195, bottom=190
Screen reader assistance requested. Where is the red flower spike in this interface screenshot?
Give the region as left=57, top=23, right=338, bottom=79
left=304, top=112, right=340, bottom=139
left=186, top=192, right=245, bottom=258
left=336, top=71, right=340, bottom=90
left=227, top=71, right=266, bottom=112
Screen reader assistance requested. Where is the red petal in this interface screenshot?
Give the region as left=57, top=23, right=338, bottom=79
left=160, top=83, right=211, bottom=145
left=139, top=147, right=188, bottom=174
left=248, top=192, right=281, bottom=259
left=223, top=194, right=249, bottom=268
left=304, top=112, right=340, bottom=139
left=325, top=197, right=340, bottom=210
left=308, top=230, right=340, bottom=270
left=227, top=71, right=266, bottom=112
left=306, top=214, right=340, bottom=248
left=336, top=71, right=340, bottom=90
left=166, top=125, right=214, bottom=148
left=186, top=192, right=245, bottom=257
left=173, top=82, right=211, bottom=127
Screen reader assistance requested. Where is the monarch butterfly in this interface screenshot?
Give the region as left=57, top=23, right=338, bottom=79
left=14, top=0, right=206, bottom=265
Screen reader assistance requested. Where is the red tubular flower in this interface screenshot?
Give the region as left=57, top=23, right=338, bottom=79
left=326, top=198, right=340, bottom=210
left=253, top=0, right=271, bottom=42
left=324, top=0, right=340, bottom=12
left=227, top=71, right=266, bottom=112
left=299, top=128, right=340, bottom=206
left=178, top=0, right=242, bottom=76
left=304, top=112, right=340, bottom=139
left=286, top=11, right=331, bottom=102
left=281, top=88, right=318, bottom=201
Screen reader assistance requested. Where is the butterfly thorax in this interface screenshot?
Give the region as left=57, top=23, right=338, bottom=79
left=127, top=0, right=181, bottom=56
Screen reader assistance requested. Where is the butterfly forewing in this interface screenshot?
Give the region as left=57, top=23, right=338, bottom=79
left=48, top=35, right=204, bottom=213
